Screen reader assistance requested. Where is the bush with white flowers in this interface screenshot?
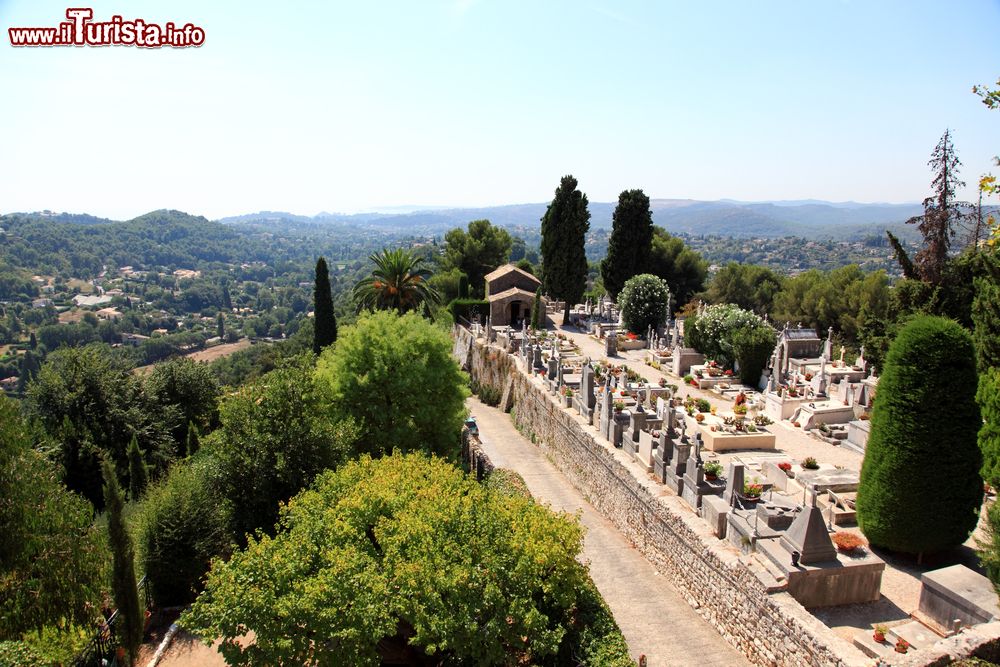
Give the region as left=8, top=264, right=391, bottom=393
left=617, top=274, right=670, bottom=337
left=685, top=303, right=775, bottom=382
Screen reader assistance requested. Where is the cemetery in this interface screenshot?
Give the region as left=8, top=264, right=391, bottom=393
left=454, top=298, right=1000, bottom=667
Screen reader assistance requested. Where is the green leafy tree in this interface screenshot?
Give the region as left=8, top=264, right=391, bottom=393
left=617, top=274, right=670, bottom=336
left=315, top=310, right=468, bottom=461
left=600, top=189, right=654, bottom=299
left=978, top=500, right=1000, bottom=590
left=102, top=459, right=143, bottom=666
left=134, top=459, right=232, bottom=606
left=313, top=256, right=337, bottom=354
left=441, top=220, right=512, bottom=298
left=127, top=435, right=148, bottom=501
left=700, top=262, right=784, bottom=315
left=353, top=248, right=439, bottom=313
left=648, top=227, right=707, bottom=308
left=27, top=345, right=173, bottom=508
left=210, top=359, right=358, bottom=542
left=182, top=453, right=589, bottom=666
left=540, top=175, right=590, bottom=321
left=906, top=129, right=968, bottom=285
left=0, top=397, right=107, bottom=637
left=979, top=367, right=1000, bottom=489
left=856, top=316, right=983, bottom=555
left=144, top=357, right=220, bottom=454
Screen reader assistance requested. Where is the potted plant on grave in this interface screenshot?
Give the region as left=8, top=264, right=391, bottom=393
left=613, top=400, right=625, bottom=413
left=733, top=404, right=748, bottom=417
left=777, top=462, right=793, bottom=476
left=895, top=638, right=909, bottom=654
left=695, top=413, right=705, bottom=423
left=658, top=377, right=667, bottom=387
left=562, top=387, right=574, bottom=408
left=741, top=479, right=764, bottom=503
left=704, top=461, right=723, bottom=481
left=873, top=624, right=887, bottom=643
left=801, top=456, right=819, bottom=470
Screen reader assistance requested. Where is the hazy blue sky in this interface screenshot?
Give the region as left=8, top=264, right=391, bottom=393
left=1, top=0, right=997, bottom=219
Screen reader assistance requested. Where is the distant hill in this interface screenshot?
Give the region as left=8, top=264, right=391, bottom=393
left=219, top=199, right=926, bottom=240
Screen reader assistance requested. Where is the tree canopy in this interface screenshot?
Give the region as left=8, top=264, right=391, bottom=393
left=600, top=189, right=653, bottom=299
left=540, top=175, right=590, bottom=320
left=315, top=310, right=468, bottom=461
left=856, top=315, right=983, bottom=554
left=648, top=227, right=707, bottom=308
left=0, top=397, right=107, bottom=637
left=209, top=359, right=358, bottom=542
left=441, top=220, right=512, bottom=298
left=700, top=262, right=784, bottom=316
left=182, top=453, right=589, bottom=666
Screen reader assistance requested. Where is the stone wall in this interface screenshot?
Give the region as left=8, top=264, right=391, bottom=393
left=455, top=326, right=866, bottom=667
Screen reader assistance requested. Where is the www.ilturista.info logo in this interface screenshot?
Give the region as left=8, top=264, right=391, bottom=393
left=8, top=8, right=205, bottom=48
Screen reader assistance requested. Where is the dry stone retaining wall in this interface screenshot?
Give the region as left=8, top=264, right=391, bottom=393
left=455, top=326, right=865, bottom=667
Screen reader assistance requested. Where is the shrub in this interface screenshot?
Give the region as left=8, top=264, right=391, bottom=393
left=134, top=458, right=233, bottom=606
left=0, top=641, right=43, bottom=666
left=857, top=316, right=983, bottom=555
left=802, top=456, right=819, bottom=469
left=695, top=398, right=711, bottom=413
left=617, top=274, right=670, bottom=337
left=685, top=304, right=769, bottom=367
left=730, top=324, right=777, bottom=385
left=447, top=298, right=490, bottom=324
left=977, top=500, right=1000, bottom=591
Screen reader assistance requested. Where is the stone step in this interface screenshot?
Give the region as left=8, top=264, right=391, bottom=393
left=852, top=630, right=893, bottom=659
left=888, top=619, right=937, bottom=650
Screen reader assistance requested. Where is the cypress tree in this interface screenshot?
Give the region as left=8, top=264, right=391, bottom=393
left=102, top=459, right=143, bottom=666
left=186, top=421, right=200, bottom=457
left=530, top=287, right=543, bottom=330
left=540, top=175, right=590, bottom=322
left=29, top=332, right=37, bottom=350
left=216, top=312, right=225, bottom=339
left=972, top=267, right=1000, bottom=371
left=313, top=257, right=337, bottom=355
left=856, top=315, right=983, bottom=555
left=600, top=189, right=654, bottom=299
left=458, top=273, right=469, bottom=299
left=127, top=435, right=148, bottom=500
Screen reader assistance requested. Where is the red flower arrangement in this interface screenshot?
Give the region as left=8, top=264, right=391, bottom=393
left=777, top=462, right=792, bottom=473
left=724, top=369, right=733, bottom=376
left=626, top=331, right=638, bottom=340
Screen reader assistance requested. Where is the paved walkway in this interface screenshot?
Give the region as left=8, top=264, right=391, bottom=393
left=468, top=397, right=745, bottom=667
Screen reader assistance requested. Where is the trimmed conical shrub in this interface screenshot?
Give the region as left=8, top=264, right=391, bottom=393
left=856, top=315, right=983, bottom=555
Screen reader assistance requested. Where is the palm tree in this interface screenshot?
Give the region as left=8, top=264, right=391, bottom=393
left=353, top=248, right=440, bottom=313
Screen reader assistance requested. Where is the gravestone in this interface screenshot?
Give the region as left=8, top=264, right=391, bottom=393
left=664, top=431, right=692, bottom=496
left=577, top=361, right=596, bottom=424
left=779, top=488, right=837, bottom=564
left=606, top=333, right=617, bottom=357
left=723, top=461, right=746, bottom=506
left=625, top=406, right=647, bottom=454
left=598, top=383, right=613, bottom=443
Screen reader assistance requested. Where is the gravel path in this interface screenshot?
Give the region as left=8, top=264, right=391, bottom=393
left=468, top=396, right=745, bottom=667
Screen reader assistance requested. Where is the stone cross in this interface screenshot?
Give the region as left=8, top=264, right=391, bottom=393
left=839, top=345, right=846, bottom=366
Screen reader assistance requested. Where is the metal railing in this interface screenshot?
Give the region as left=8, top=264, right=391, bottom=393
left=71, top=576, right=151, bottom=667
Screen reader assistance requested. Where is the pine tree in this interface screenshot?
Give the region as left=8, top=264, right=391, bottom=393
left=102, top=459, right=143, bottom=666
left=600, top=189, right=654, bottom=299
left=313, top=257, right=337, bottom=355
left=907, top=130, right=967, bottom=285
left=856, top=316, right=983, bottom=555
left=540, top=175, right=590, bottom=321
left=185, top=421, right=200, bottom=457
left=127, top=435, right=148, bottom=500
left=530, top=287, right=543, bottom=329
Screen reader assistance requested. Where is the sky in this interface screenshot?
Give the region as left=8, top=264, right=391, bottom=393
left=0, top=0, right=998, bottom=220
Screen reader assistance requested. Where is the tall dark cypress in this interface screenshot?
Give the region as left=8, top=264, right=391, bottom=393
left=103, top=459, right=143, bottom=666
left=540, top=175, right=590, bottom=322
left=313, top=257, right=337, bottom=354
left=600, top=189, right=653, bottom=299
left=127, top=435, right=147, bottom=500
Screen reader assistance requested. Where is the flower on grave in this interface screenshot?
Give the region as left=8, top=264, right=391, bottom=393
left=695, top=413, right=705, bottom=423
left=742, top=479, right=764, bottom=498
left=777, top=462, right=792, bottom=473
left=724, top=369, right=733, bottom=376
left=626, top=331, right=638, bottom=341
left=805, top=373, right=813, bottom=381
